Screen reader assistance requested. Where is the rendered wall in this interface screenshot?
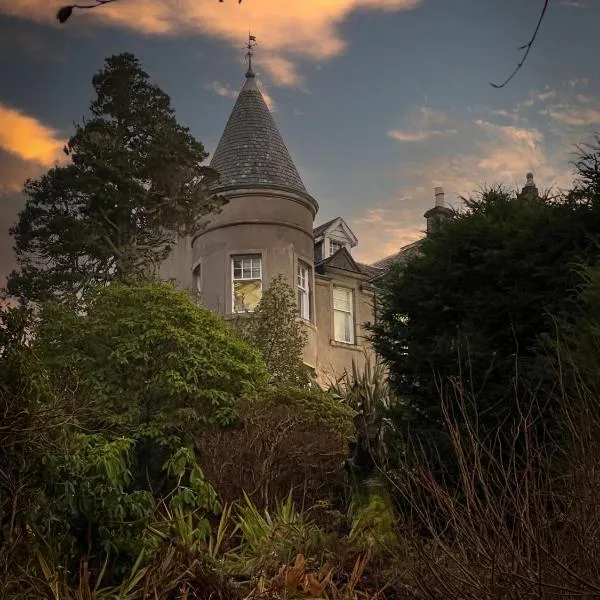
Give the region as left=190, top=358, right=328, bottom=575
left=313, top=270, right=375, bottom=386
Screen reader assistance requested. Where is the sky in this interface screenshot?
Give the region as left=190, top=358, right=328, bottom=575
left=1, top=0, right=599, bottom=287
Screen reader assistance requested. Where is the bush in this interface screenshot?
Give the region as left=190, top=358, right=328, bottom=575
left=197, top=386, right=356, bottom=509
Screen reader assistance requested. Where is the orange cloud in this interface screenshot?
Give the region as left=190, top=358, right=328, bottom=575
left=0, top=103, right=65, bottom=167
left=3, top=0, right=422, bottom=84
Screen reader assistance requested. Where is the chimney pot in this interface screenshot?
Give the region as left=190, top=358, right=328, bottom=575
left=434, top=186, right=445, bottom=207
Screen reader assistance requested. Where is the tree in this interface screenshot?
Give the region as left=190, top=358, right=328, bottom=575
left=34, top=282, right=269, bottom=438
left=236, top=274, right=309, bottom=385
left=6, top=53, right=223, bottom=304
left=370, top=155, right=600, bottom=474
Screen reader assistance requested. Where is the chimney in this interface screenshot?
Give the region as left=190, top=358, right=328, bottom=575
left=424, top=185, right=453, bottom=234
left=434, top=186, right=445, bottom=207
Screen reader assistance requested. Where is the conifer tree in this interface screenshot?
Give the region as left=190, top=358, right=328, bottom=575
left=6, top=53, right=223, bottom=303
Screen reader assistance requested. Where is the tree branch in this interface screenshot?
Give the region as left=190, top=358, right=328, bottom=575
left=490, top=0, right=550, bottom=89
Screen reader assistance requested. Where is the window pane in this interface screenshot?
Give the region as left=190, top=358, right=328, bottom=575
left=233, top=280, right=262, bottom=312
left=333, top=288, right=351, bottom=312
left=334, top=309, right=352, bottom=343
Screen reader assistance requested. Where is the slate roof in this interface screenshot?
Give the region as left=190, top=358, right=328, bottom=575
left=313, top=218, right=337, bottom=238
left=356, top=262, right=385, bottom=280
left=210, top=74, right=307, bottom=195
left=372, top=239, right=424, bottom=270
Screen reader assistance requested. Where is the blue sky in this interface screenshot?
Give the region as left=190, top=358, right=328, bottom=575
left=1, top=0, right=599, bottom=285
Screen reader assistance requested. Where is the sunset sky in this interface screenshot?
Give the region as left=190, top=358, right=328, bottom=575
left=1, top=0, right=599, bottom=287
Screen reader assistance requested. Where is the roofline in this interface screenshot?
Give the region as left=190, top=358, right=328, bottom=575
left=214, top=183, right=319, bottom=215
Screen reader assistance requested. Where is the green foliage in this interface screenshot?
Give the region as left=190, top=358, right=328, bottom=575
left=233, top=491, right=326, bottom=574
left=237, top=274, right=308, bottom=385
left=6, top=52, right=223, bottom=303
left=370, top=180, right=600, bottom=474
left=258, top=385, right=357, bottom=443
left=34, top=281, right=269, bottom=439
left=330, top=353, right=397, bottom=478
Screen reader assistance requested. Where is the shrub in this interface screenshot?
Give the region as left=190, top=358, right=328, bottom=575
left=197, top=386, right=356, bottom=509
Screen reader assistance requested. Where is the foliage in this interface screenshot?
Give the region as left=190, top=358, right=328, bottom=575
left=236, top=274, right=308, bottom=385
left=1, top=283, right=265, bottom=593
left=6, top=52, right=223, bottom=303
left=34, top=281, right=268, bottom=440
left=330, top=353, right=397, bottom=479
left=197, top=386, right=356, bottom=509
left=370, top=178, right=600, bottom=476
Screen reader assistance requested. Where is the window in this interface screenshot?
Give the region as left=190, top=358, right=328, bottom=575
left=329, top=240, right=343, bottom=256
left=192, top=262, right=202, bottom=303
left=333, top=287, right=354, bottom=344
left=232, top=254, right=262, bottom=313
left=297, top=263, right=310, bottom=321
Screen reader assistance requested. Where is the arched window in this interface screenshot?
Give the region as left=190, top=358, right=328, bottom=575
left=192, top=262, right=202, bottom=304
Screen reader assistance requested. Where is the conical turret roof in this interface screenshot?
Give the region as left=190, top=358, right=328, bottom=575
left=210, top=72, right=307, bottom=195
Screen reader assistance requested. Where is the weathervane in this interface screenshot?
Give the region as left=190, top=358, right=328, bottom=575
left=245, top=33, right=257, bottom=77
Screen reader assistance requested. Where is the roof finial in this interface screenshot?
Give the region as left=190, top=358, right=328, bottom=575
left=245, top=32, right=257, bottom=78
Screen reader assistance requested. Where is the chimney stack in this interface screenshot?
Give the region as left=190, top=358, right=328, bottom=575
left=424, top=185, right=453, bottom=234
left=434, top=186, right=445, bottom=207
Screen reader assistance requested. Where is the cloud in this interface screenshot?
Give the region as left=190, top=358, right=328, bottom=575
left=260, top=55, right=304, bottom=88
left=387, top=105, right=458, bottom=143
left=3, top=0, right=423, bottom=84
left=206, top=80, right=238, bottom=99
left=0, top=103, right=65, bottom=166
left=387, top=128, right=457, bottom=142
left=560, top=1, right=588, bottom=7
left=541, top=105, right=600, bottom=127
left=206, top=77, right=276, bottom=111
left=352, top=91, right=585, bottom=263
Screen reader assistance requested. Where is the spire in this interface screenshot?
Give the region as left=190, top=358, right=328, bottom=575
left=245, top=32, right=256, bottom=79
left=209, top=35, right=308, bottom=196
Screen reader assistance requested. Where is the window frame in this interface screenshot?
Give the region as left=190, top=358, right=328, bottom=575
left=332, top=286, right=355, bottom=344
left=297, top=261, right=310, bottom=321
left=231, top=254, right=263, bottom=313
left=329, top=239, right=344, bottom=256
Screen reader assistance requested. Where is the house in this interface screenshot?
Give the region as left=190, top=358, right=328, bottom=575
left=159, top=50, right=459, bottom=385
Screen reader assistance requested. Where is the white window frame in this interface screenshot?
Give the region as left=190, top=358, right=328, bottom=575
left=231, top=254, right=262, bottom=313
left=329, top=239, right=343, bottom=256
left=333, top=286, right=354, bottom=344
left=297, top=262, right=310, bottom=321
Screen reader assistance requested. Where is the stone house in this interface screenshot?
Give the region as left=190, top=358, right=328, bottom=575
left=159, top=57, right=456, bottom=385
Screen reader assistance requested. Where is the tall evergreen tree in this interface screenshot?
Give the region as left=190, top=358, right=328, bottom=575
left=370, top=143, right=600, bottom=474
left=6, top=53, right=223, bottom=303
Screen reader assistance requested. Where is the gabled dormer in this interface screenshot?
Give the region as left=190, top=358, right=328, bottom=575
left=313, top=217, right=358, bottom=263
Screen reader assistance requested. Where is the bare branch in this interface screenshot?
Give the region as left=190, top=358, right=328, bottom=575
left=490, top=0, right=550, bottom=89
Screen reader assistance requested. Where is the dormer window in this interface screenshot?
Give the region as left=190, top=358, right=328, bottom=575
left=329, top=240, right=343, bottom=256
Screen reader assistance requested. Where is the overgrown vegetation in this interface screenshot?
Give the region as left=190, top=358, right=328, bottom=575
left=3, top=52, right=600, bottom=599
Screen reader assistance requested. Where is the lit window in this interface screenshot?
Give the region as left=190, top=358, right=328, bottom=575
left=232, top=255, right=262, bottom=313
left=333, top=287, right=354, bottom=344
left=329, top=240, right=343, bottom=256
left=192, top=262, right=202, bottom=303
left=297, top=263, right=310, bottom=321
